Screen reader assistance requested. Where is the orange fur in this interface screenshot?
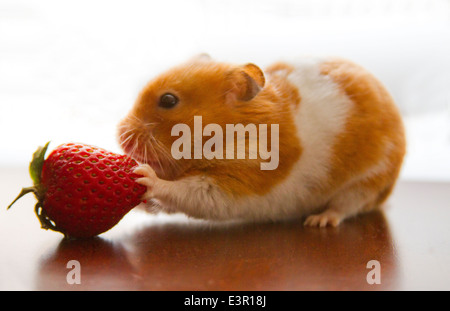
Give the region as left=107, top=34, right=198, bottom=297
left=320, top=58, right=406, bottom=210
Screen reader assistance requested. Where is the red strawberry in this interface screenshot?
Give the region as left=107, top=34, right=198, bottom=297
left=7, top=142, right=146, bottom=238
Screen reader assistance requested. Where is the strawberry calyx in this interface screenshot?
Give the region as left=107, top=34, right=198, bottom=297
left=7, top=142, right=63, bottom=234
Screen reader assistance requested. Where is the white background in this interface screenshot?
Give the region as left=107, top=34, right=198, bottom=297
left=1, top=0, right=449, bottom=181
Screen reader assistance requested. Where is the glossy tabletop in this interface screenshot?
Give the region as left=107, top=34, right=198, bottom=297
left=1, top=167, right=449, bottom=290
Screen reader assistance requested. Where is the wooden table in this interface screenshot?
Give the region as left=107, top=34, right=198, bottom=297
left=1, top=167, right=449, bottom=291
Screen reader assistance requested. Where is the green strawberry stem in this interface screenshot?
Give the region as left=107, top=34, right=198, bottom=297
left=7, top=142, right=62, bottom=234
left=29, top=141, right=50, bottom=187
left=6, top=187, right=36, bottom=210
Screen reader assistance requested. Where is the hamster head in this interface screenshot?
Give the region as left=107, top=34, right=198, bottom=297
left=117, top=56, right=266, bottom=180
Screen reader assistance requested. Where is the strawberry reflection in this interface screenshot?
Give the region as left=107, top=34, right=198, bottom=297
left=37, top=237, right=143, bottom=290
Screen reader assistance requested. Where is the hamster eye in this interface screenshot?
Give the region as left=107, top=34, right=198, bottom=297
left=158, top=93, right=179, bottom=109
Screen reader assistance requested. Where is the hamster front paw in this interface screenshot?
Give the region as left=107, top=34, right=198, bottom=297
left=134, top=164, right=159, bottom=199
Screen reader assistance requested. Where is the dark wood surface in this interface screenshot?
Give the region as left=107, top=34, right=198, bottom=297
left=1, top=166, right=449, bottom=290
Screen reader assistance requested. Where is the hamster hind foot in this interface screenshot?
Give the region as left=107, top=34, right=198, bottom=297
left=304, top=181, right=380, bottom=227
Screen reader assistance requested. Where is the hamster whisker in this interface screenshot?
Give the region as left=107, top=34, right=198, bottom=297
left=160, top=141, right=180, bottom=171
left=148, top=137, right=166, bottom=177
left=119, top=132, right=134, bottom=151
left=143, top=142, right=149, bottom=165
left=129, top=133, right=141, bottom=161
left=119, top=129, right=134, bottom=141
left=143, top=122, right=159, bottom=128
left=151, top=136, right=182, bottom=175
left=125, top=114, right=144, bottom=124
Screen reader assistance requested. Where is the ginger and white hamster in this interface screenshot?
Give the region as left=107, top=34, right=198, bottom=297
left=117, top=54, right=406, bottom=227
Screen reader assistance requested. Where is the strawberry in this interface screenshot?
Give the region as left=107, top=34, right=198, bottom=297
left=7, top=142, right=146, bottom=238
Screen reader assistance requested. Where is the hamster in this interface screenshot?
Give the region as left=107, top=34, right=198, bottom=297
left=117, top=54, right=406, bottom=227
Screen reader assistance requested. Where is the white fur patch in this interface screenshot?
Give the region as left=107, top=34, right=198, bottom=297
left=229, top=57, right=355, bottom=221
left=291, top=58, right=353, bottom=186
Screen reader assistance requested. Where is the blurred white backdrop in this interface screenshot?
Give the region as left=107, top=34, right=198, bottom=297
left=1, top=0, right=449, bottom=180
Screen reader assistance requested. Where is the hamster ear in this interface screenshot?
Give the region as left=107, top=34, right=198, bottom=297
left=189, top=53, right=212, bottom=63
left=227, top=63, right=265, bottom=102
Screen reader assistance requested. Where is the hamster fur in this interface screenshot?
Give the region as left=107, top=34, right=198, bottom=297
left=117, top=55, right=406, bottom=227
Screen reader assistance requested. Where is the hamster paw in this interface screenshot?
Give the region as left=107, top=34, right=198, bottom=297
left=304, top=210, right=342, bottom=228
left=134, top=164, right=159, bottom=198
